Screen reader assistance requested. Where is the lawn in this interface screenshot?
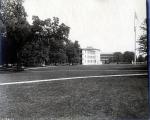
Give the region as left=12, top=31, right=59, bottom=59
left=0, top=64, right=148, bottom=120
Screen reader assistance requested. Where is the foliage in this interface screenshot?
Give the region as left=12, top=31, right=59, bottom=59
left=138, top=19, right=147, bottom=55
left=66, top=40, right=81, bottom=64
left=21, top=16, right=80, bottom=66
left=1, top=0, right=81, bottom=67
left=113, top=52, right=123, bottom=64
left=123, top=51, right=134, bottom=63
left=1, top=0, right=31, bottom=65
left=111, top=51, right=134, bottom=64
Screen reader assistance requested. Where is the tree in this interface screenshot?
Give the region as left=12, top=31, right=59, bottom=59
left=1, top=0, right=31, bottom=67
left=21, top=16, right=50, bottom=66
left=123, top=51, right=134, bottom=63
left=1, top=0, right=81, bottom=67
left=0, top=19, right=7, bottom=65
left=48, top=18, right=70, bottom=64
left=66, top=40, right=81, bottom=65
left=21, top=16, right=71, bottom=66
left=138, top=19, right=147, bottom=55
left=113, top=52, right=123, bottom=64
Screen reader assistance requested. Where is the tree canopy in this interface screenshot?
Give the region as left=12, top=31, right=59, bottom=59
left=123, top=51, right=134, bottom=63
left=1, top=0, right=31, bottom=65
left=1, top=0, right=81, bottom=67
left=109, top=51, right=135, bottom=64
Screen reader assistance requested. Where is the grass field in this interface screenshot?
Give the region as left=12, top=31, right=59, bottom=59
left=0, top=64, right=148, bottom=120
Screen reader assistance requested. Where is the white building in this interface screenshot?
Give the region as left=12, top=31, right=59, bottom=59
left=82, top=47, right=102, bottom=65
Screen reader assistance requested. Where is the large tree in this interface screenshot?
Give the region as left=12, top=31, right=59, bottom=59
left=1, top=0, right=81, bottom=67
left=1, top=0, right=31, bottom=66
left=21, top=16, right=72, bottom=66
left=49, top=18, right=70, bottom=64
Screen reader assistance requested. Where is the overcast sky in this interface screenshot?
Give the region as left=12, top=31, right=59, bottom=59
left=23, top=0, right=146, bottom=53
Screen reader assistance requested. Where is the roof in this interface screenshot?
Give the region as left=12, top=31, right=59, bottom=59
left=82, top=47, right=100, bottom=51
left=101, top=54, right=113, bottom=56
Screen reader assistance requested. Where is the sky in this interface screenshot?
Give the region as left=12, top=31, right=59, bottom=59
left=23, top=0, right=146, bottom=53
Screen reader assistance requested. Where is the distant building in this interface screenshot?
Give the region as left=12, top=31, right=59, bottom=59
left=82, top=47, right=102, bottom=65
left=100, top=53, right=113, bottom=64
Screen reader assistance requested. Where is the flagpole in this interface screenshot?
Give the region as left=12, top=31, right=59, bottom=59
left=134, top=12, right=137, bottom=64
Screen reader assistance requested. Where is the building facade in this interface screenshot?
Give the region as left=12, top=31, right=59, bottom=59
left=82, top=47, right=102, bottom=65
left=100, top=53, right=113, bottom=64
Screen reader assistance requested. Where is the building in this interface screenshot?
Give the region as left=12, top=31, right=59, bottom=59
left=100, top=53, right=113, bottom=64
left=82, top=47, right=102, bottom=65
